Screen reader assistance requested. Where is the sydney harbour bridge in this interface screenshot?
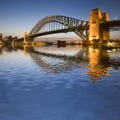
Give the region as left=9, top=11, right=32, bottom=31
left=22, top=8, right=120, bottom=42
left=4, top=8, right=120, bottom=44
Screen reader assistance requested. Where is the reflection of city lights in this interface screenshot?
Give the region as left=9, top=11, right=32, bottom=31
left=91, top=80, right=97, bottom=84
left=86, top=47, right=112, bottom=83
left=0, top=40, right=2, bottom=47
left=87, top=65, right=111, bottom=81
left=24, top=45, right=28, bottom=56
left=0, top=48, right=2, bottom=55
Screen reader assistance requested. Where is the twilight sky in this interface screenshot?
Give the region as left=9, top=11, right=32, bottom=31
left=0, top=0, right=120, bottom=39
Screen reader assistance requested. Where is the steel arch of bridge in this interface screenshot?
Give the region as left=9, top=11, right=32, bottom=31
left=29, top=15, right=89, bottom=40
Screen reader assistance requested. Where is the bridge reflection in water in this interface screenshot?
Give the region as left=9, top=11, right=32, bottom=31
left=22, top=45, right=120, bottom=84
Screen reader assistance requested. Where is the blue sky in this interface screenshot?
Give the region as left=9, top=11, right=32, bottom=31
left=0, top=0, right=120, bottom=39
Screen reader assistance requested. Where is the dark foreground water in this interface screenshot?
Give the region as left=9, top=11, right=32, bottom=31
left=0, top=45, right=120, bottom=120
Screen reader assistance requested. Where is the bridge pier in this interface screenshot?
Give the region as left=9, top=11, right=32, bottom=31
left=89, top=8, right=110, bottom=41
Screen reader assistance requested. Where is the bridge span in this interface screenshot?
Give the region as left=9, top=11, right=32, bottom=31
left=15, top=8, right=120, bottom=43
left=28, top=15, right=89, bottom=41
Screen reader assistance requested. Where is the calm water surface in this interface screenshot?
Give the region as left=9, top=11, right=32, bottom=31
left=0, top=45, right=120, bottom=120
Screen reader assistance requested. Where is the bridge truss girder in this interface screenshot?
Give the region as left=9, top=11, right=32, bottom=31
left=29, top=15, right=89, bottom=40
left=101, top=20, right=120, bottom=31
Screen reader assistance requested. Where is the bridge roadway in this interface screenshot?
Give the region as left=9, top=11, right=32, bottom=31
left=103, top=20, right=120, bottom=27
left=101, top=20, right=120, bottom=31
left=28, top=26, right=89, bottom=38
left=17, top=25, right=89, bottom=41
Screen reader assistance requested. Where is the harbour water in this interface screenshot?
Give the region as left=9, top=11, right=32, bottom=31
left=0, top=45, right=120, bottom=120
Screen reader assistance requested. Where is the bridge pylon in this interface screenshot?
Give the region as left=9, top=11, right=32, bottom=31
left=89, top=8, right=110, bottom=41
left=24, top=32, right=28, bottom=45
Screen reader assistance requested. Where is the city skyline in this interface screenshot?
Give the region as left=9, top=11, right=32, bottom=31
left=0, top=0, right=120, bottom=39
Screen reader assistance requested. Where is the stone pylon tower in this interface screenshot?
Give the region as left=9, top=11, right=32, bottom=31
left=24, top=32, right=27, bottom=44
left=89, top=8, right=110, bottom=41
